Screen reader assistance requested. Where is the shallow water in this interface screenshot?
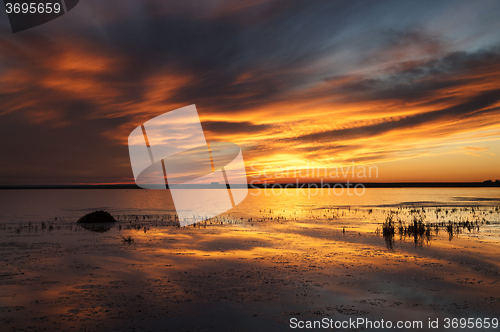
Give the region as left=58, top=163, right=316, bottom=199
left=1, top=188, right=500, bottom=331
left=0, top=188, right=499, bottom=223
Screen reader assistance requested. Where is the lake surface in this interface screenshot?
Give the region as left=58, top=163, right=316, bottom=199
left=1, top=188, right=499, bottom=224
left=1, top=188, right=499, bottom=331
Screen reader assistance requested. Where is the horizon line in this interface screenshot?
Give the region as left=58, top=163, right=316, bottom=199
left=1, top=181, right=500, bottom=189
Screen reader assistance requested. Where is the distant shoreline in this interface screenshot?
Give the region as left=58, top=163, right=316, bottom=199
left=1, top=182, right=499, bottom=189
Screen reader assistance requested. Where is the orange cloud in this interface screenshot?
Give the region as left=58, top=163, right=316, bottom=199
left=1, top=1, right=500, bottom=185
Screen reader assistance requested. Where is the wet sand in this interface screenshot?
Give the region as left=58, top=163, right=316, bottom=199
left=1, top=207, right=500, bottom=331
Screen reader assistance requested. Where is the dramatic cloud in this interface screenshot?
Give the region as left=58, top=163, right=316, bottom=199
left=0, top=0, right=499, bottom=184
left=202, top=121, right=272, bottom=135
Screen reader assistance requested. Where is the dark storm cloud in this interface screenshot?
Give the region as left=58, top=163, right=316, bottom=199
left=64, top=0, right=458, bottom=113
left=330, top=47, right=500, bottom=103
left=202, top=121, right=272, bottom=134
left=83, top=2, right=325, bottom=113
left=2, top=0, right=488, bottom=120
left=0, top=111, right=133, bottom=185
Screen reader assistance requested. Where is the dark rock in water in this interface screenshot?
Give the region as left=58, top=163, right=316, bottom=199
left=79, top=223, right=115, bottom=233
left=77, top=210, right=116, bottom=224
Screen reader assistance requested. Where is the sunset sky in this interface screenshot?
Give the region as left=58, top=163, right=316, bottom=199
left=1, top=0, right=499, bottom=185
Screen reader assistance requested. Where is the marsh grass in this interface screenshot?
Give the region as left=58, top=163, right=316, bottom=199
left=375, top=206, right=497, bottom=249
left=121, top=235, right=134, bottom=244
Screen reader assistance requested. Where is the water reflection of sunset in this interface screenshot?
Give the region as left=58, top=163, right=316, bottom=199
left=2, top=189, right=499, bottom=330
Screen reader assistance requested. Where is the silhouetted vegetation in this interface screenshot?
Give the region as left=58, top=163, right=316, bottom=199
left=121, top=235, right=134, bottom=244
left=375, top=206, right=497, bottom=249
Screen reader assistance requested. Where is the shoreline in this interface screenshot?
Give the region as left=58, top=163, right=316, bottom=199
left=1, top=206, right=499, bottom=331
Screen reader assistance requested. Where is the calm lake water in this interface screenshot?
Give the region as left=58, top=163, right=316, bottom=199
left=0, top=188, right=499, bottom=224
left=1, top=188, right=500, bottom=331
